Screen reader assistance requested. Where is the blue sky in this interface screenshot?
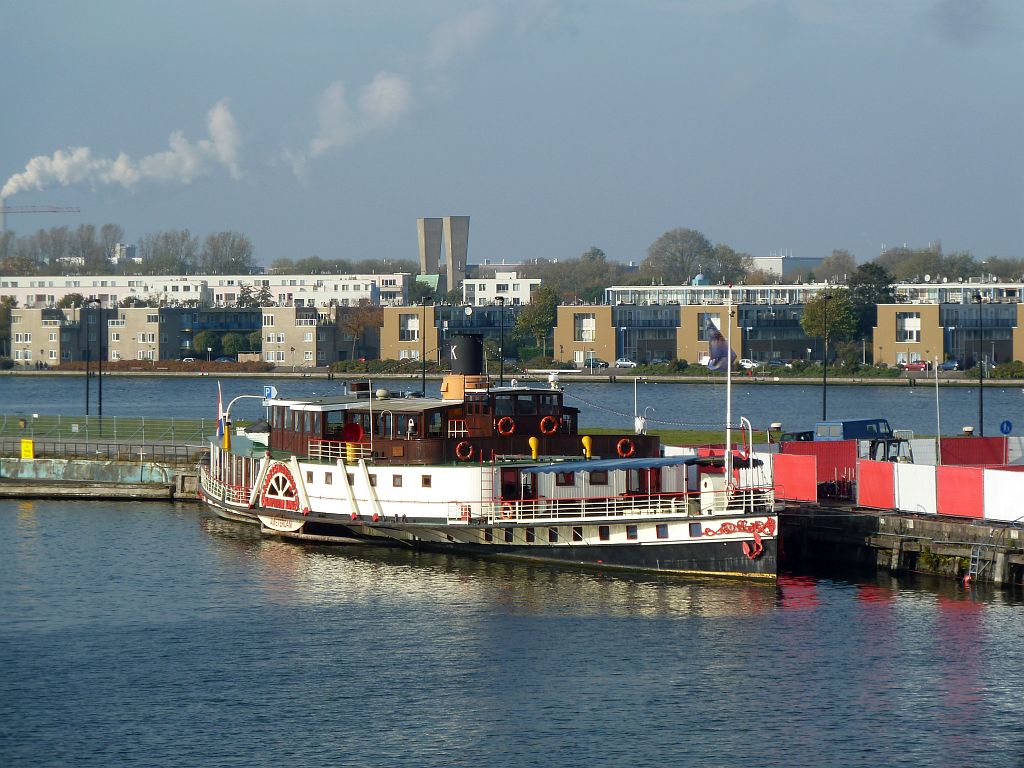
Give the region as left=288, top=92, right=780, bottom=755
left=1, top=1, right=1021, bottom=267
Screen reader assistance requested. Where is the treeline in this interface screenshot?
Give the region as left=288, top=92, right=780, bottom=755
left=0, top=225, right=257, bottom=276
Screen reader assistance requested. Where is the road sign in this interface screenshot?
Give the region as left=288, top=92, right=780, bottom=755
left=263, top=385, right=278, bottom=399
left=1000, top=419, right=1012, bottom=435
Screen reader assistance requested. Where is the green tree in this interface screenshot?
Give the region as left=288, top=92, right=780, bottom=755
left=247, top=330, right=263, bottom=351
left=255, top=284, right=273, bottom=306
left=0, top=296, right=17, bottom=357
left=236, top=282, right=259, bottom=308
left=221, top=332, right=247, bottom=356
left=56, top=293, right=85, bottom=309
left=848, top=263, right=896, bottom=337
left=800, top=290, right=857, bottom=361
left=513, top=286, right=559, bottom=355
left=641, top=228, right=715, bottom=284
left=707, top=243, right=752, bottom=284
left=407, top=279, right=435, bottom=305
left=193, top=331, right=222, bottom=359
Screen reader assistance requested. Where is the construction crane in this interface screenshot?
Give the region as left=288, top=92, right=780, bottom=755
left=0, top=205, right=80, bottom=233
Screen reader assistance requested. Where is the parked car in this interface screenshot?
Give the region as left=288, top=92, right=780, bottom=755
left=215, top=356, right=235, bottom=363
left=737, top=359, right=761, bottom=370
left=938, top=359, right=960, bottom=371
left=180, top=357, right=196, bottom=363
left=649, top=356, right=671, bottom=365
left=901, top=361, right=929, bottom=372
left=582, top=357, right=610, bottom=369
left=614, top=357, right=638, bottom=368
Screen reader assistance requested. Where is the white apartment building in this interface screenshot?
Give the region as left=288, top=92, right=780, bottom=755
left=462, top=271, right=540, bottom=306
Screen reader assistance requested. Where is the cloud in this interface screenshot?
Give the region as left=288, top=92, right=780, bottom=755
left=1, top=100, right=241, bottom=199
left=426, top=7, right=498, bottom=69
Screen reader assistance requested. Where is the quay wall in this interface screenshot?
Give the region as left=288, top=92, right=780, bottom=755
left=0, top=457, right=199, bottom=500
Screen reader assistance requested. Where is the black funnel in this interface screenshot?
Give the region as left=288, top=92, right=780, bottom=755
left=449, top=333, right=484, bottom=375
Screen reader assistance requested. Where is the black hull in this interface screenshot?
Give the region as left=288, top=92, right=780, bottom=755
left=410, top=537, right=778, bottom=579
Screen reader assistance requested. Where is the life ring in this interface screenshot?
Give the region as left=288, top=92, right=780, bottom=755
left=616, top=438, right=636, bottom=458
left=501, top=502, right=514, bottom=519
left=497, top=416, right=516, bottom=436
left=455, top=441, right=474, bottom=461
left=539, top=415, right=558, bottom=435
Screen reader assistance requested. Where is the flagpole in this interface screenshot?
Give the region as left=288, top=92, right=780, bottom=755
left=725, top=290, right=733, bottom=486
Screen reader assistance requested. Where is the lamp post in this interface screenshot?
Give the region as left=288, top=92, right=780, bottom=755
left=207, top=346, right=212, bottom=363
left=84, top=305, right=91, bottom=416
left=620, top=326, right=627, bottom=361
left=496, top=296, right=506, bottom=386
left=974, top=291, right=984, bottom=436
left=744, top=326, right=753, bottom=362
left=420, top=297, right=430, bottom=396
left=821, top=292, right=831, bottom=421
left=93, top=301, right=103, bottom=418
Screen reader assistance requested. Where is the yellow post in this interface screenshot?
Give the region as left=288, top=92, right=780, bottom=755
left=20, top=439, right=34, bottom=459
left=581, top=435, right=592, bottom=460
left=529, top=436, right=539, bottom=460
left=346, top=442, right=357, bottom=464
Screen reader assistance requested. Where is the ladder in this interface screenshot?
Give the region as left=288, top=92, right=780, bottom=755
left=968, top=545, right=986, bottom=580
left=479, top=460, right=494, bottom=521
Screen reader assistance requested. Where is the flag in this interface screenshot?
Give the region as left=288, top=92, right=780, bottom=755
left=216, top=381, right=224, bottom=438
left=704, top=316, right=736, bottom=372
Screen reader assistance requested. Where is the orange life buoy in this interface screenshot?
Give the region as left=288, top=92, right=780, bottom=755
left=616, top=438, right=636, bottom=458
left=497, top=416, right=516, bottom=436
left=501, top=502, right=514, bottom=519
left=539, top=415, right=558, bottom=435
left=455, top=441, right=474, bottom=461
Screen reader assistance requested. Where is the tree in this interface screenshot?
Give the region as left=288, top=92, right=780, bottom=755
left=0, top=296, right=17, bottom=357
left=406, top=279, right=435, bottom=305
left=513, top=286, right=559, bottom=355
left=56, top=293, right=86, bottom=309
left=236, top=283, right=260, bottom=308
left=848, top=263, right=896, bottom=338
left=255, top=284, right=273, bottom=306
left=338, top=304, right=383, bottom=359
left=247, top=331, right=263, bottom=351
left=139, top=229, right=198, bottom=274
left=99, top=223, right=124, bottom=262
left=199, top=231, right=256, bottom=274
left=640, top=228, right=714, bottom=285
left=221, top=332, right=247, bottom=356
left=193, top=331, right=222, bottom=359
left=800, top=290, right=857, bottom=360
left=817, top=249, right=857, bottom=283
left=707, top=243, right=752, bottom=284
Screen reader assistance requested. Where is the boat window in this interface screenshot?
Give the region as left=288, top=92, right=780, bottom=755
left=306, top=471, right=313, bottom=483
left=626, top=524, right=638, bottom=540
left=494, top=395, right=514, bottom=417
left=589, top=470, right=608, bottom=485
left=548, top=527, right=559, bottom=542
left=526, top=527, right=535, bottom=543
left=539, top=394, right=559, bottom=415
left=572, top=526, right=583, bottom=542
left=393, top=475, right=402, bottom=487
left=368, top=474, right=376, bottom=487
left=293, top=411, right=301, bottom=431
left=598, top=525, right=610, bottom=541
left=656, top=524, right=669, bottom=539
left=688, top=522, right=702, bottom=538
left=555, top=472, right=575, bottom=486
left=427, top=411, right=442, bottom=436
left=325, top=472, right=333, bottom=485
left=304, top=412, right=312, bottom=433
left=516, top=395, right=537, bottom=416
left=421, top=475, right=432, bottom=488
left=504, top=528, right=514, bottom=543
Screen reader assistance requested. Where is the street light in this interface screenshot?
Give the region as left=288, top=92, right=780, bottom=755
left=207, top=346, right=212, bottom=363
left=84, top=305, right=91, bottom=416
left=744, top=326, right=753, bottom=361
left=92, top=300, right=103, bottom=419
left=496, top=296, right=506, bottom=386
left=620, top=326, right=627, bottom=361
left=821, top=292, right=832, bottom=421
left=420, top=297, right=431, bottom=396
left=973, top=291, right=984, bottom=436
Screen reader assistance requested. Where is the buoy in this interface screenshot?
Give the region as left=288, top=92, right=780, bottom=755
left=539, top=415, right=558, bottom=435
left=616, top=438, right=636, bottom=458
left=497, top=416, right=516, bottom=436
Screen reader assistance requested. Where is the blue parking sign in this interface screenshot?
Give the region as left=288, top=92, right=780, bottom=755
left=1000, top=419, right=1012, bottom=435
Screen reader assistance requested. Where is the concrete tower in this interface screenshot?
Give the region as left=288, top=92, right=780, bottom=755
left=443, top=215, right=469, bottom=293
left=417, top=218, right=443, bottom=275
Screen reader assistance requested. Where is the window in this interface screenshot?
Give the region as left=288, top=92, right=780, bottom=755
left=392, top=475, right=403, bottom=487
left=573, top=312, right=596, bottom=342
left=48, top=350, right=57, bottom=359
left=598, top=525, right=610, bottom=541
left=504, top=528, right=514, bottom=543
left=303, top=332, right=313, bottom=342
left=555, top=472, right=575, bottom=486
left=276, top=333, right=285, bottom=343
left=368, top=474, right=376, bottom=487
left=626, top=524, right=638, bottom=540
left=306, top=471, right=313, bottom=483
left=572, top=526, right=583, bottom=542
left=111, top=333, right=120, bottom=342
left=548, top=527, right=559, bottom=542
left=48, top=332, right=57, bottom=342
left=265, top=352, right=275, bottom=362
left=589, top=470, right=609, bottom=485
left=266, top=333, right=274, bottom=343
left=688, top=522, right=702, bottom=538
left=347, top=474, right=355, bottom=485
left=325, top=472, right=333, bottom=485
left=304, top=351, right=313, bottom=361
left=263, top=315, right=274, bottom=326
left=421, top=475, right=432, bottom=488
left=277, top=351, right=286, bottom=361
left=147, top=314, right=159, bottom=323
left=526, top=527, right=535, bottom=543
left=656, top=524, right=669, bottom=539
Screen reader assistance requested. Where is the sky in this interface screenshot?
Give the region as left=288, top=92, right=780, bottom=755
left=1, top=0, right=1022, bottom=268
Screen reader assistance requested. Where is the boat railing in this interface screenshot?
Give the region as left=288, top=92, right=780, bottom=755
left=475, top=486, right=774, bottom=524
left=199, top=467, right=251, bottom=506
left=308, top=438, right=372, bottom=463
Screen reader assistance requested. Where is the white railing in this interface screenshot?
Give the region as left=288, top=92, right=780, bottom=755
left=308, top=438, right=373, bottom=463
left=200, top=467, right=251, bottom=505
left=447, top=486, right=775, bottom=524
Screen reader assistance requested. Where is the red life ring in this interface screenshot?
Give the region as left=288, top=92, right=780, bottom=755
left=501, top=502, right=515, bottom=519
left=455, top=441, right=474, bottom=461
left=539, top=415, right=558, bottom=435
left=616, top=438, right=636, bottom=458
left=497, top=416, right=516, bottom=436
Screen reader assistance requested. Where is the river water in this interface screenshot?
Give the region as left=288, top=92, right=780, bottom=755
left=2, top=376, right=1024, bottom=766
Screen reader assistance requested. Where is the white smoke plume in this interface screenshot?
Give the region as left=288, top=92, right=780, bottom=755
left=1, top=99, right=241, bottom=199
left=308, top=72, right=412, bottom=158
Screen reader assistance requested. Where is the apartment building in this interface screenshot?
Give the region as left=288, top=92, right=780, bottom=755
left=261, top=305, right=379, bottom=367
left=462, top=271, right=540, bottom=306
left=380, top=303, right=522, bottom=365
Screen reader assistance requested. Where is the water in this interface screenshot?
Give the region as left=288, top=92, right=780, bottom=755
left=1, top=499, right=1023, bottom=767
left=1, top=373, right=1022, bottom=436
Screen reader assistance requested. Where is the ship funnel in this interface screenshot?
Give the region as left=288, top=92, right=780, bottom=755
left=448, top=333, right=484, bottom=375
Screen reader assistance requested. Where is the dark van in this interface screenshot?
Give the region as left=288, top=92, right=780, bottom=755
left=814, top=418, right=893, bottom=442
